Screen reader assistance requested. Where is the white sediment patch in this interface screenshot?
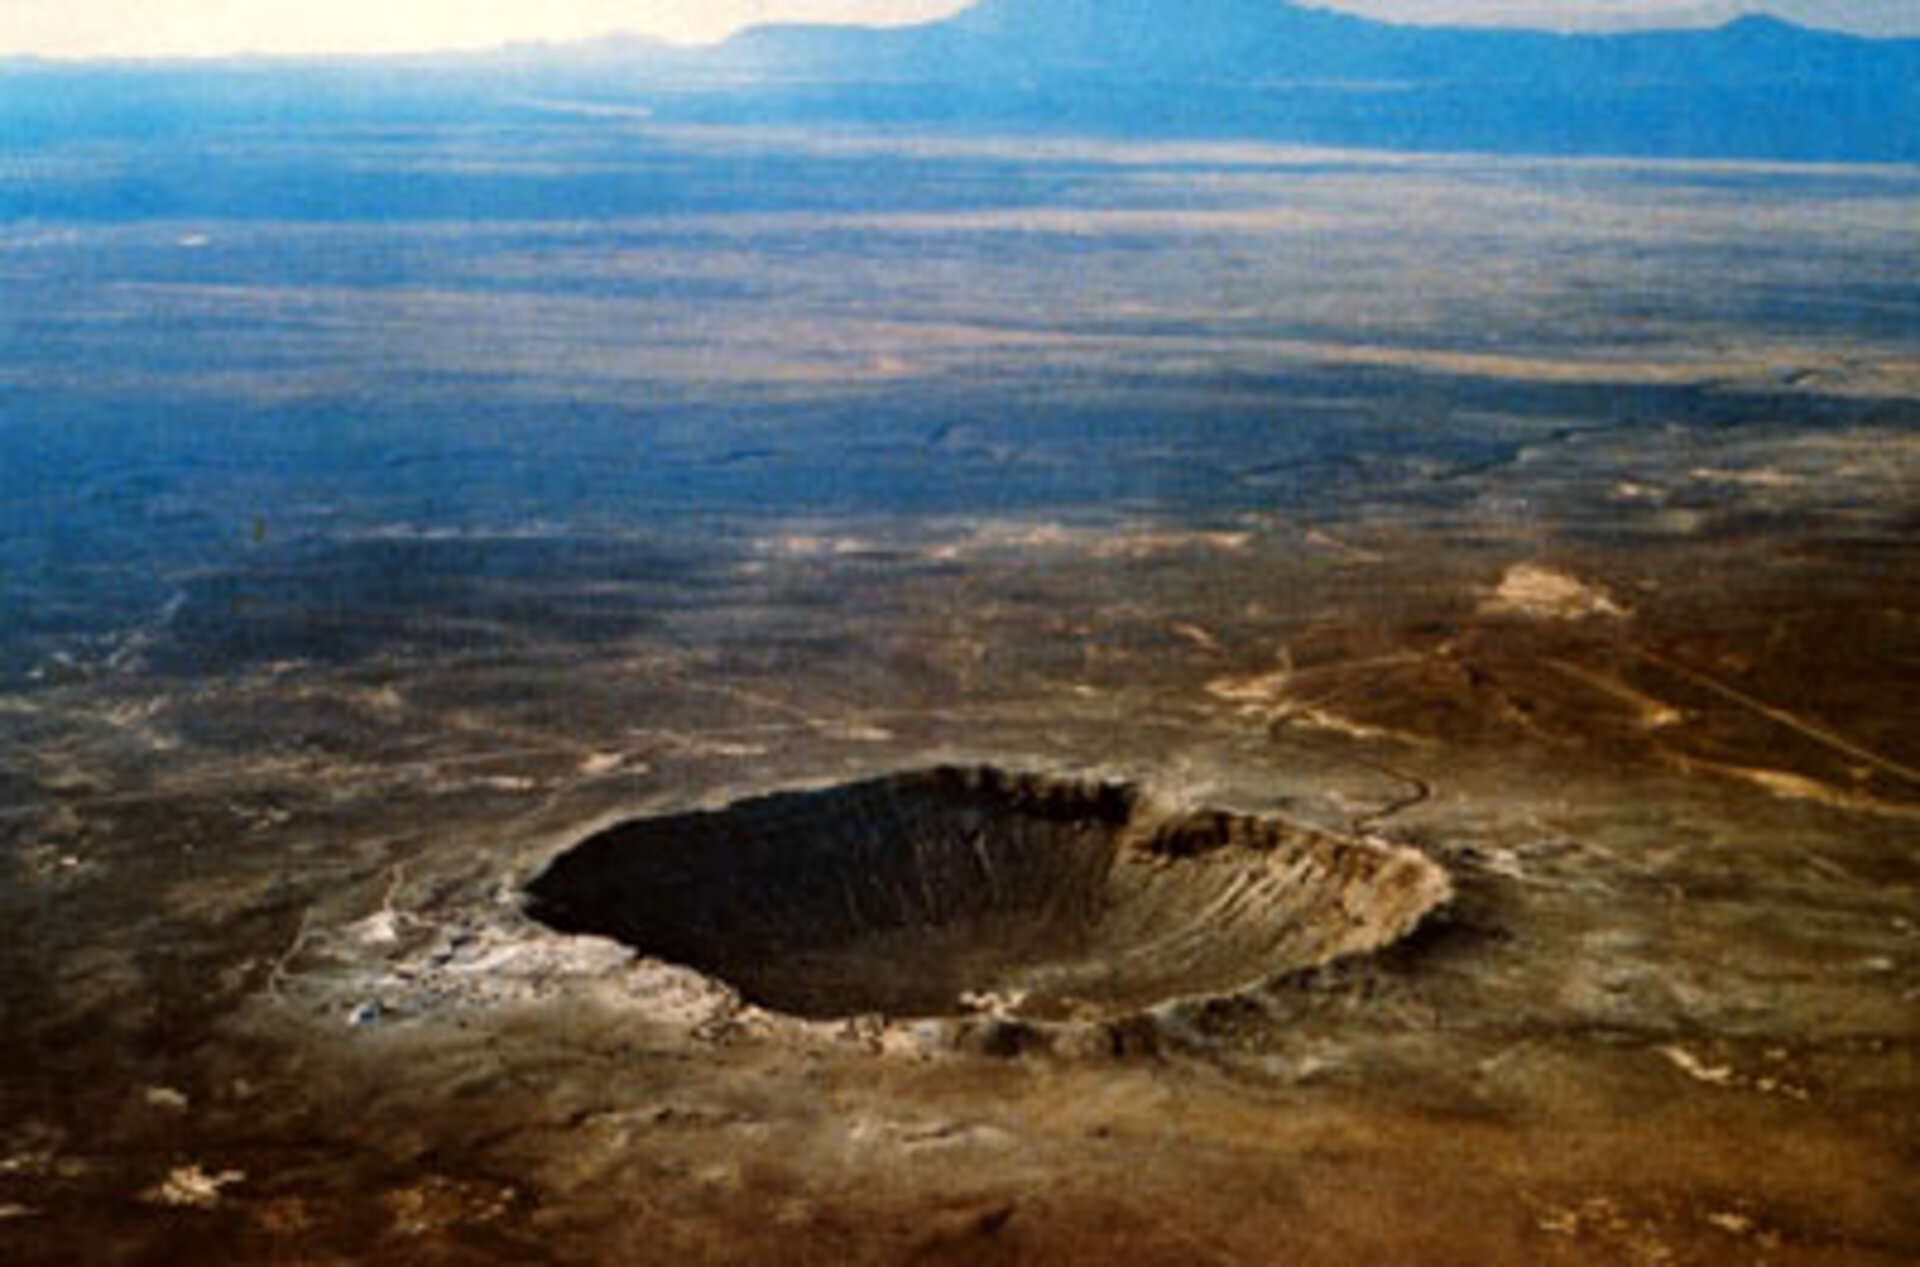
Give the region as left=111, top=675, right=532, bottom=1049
left=579, top=751, right=629, bottom=776
left=1283, top=706, right=1431, bottom=747
left=347, top=908, right=404, bottom=947
left=1206, top=664, right=1293, bottom=708
left=927, top=520, right=1257, bottom=564
left=1481, top=565, right=1626, bottom=622
left=1660, top=1045, right=1736, bottom=1087
left=143, top=1086, right=190, bottom=1114
left=812, top=720, right=895, bottom=743
left=1171, top=623, right=1223, bottom=653
left=1659, top=1045, right=1811, bottom=1100
left=1688, top=467, right=1801, bottom=489
left=142, top=1165, right=244, bottom=1210
left=1089, top=530, right=1252, bottom=559
left=271, top=889, right=750, bottom=1038
left=762, top=534, right=877, bottom=558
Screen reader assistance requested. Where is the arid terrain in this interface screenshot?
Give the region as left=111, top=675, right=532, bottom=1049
left=2, top=127, right=1917, bottom=1263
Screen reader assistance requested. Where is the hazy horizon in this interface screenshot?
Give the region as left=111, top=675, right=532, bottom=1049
left=4, top=0, right=1918, bottom=62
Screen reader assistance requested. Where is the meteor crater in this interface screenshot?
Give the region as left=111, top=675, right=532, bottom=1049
left=526, top=766, right=1451, bottom=1024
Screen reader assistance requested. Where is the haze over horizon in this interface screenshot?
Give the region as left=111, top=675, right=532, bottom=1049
left=4, top=0, right=1918, bottom=60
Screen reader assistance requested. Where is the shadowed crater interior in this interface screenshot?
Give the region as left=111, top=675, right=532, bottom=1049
left=525, top=766, right=1450, bottom=1022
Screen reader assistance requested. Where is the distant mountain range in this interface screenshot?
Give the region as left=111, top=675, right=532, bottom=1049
left=721, top=0, right=1912, bottom=87
left=5, top=0, right=1918, bottom=161
left=698, top=0, right=1920, bottom=159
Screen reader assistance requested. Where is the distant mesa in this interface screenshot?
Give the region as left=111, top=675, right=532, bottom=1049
left=694, top=0, right=1920, bottom=161
left=4, top=0, right=1916, bottom=161
left=715, top=0, right=1892, bottom=82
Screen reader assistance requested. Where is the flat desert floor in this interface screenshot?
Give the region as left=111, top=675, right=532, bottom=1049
left=2, top=127, right=1917, bottom=1263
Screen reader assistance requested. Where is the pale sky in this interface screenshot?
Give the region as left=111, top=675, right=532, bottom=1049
left=3, top=0, right=1916, bottom=60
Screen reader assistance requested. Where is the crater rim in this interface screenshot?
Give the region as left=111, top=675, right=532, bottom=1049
left=524, top=764, right=1451, bottom=1025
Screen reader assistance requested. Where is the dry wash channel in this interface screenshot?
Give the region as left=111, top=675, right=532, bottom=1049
left=526, top=766, right=1450, bottom=1024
